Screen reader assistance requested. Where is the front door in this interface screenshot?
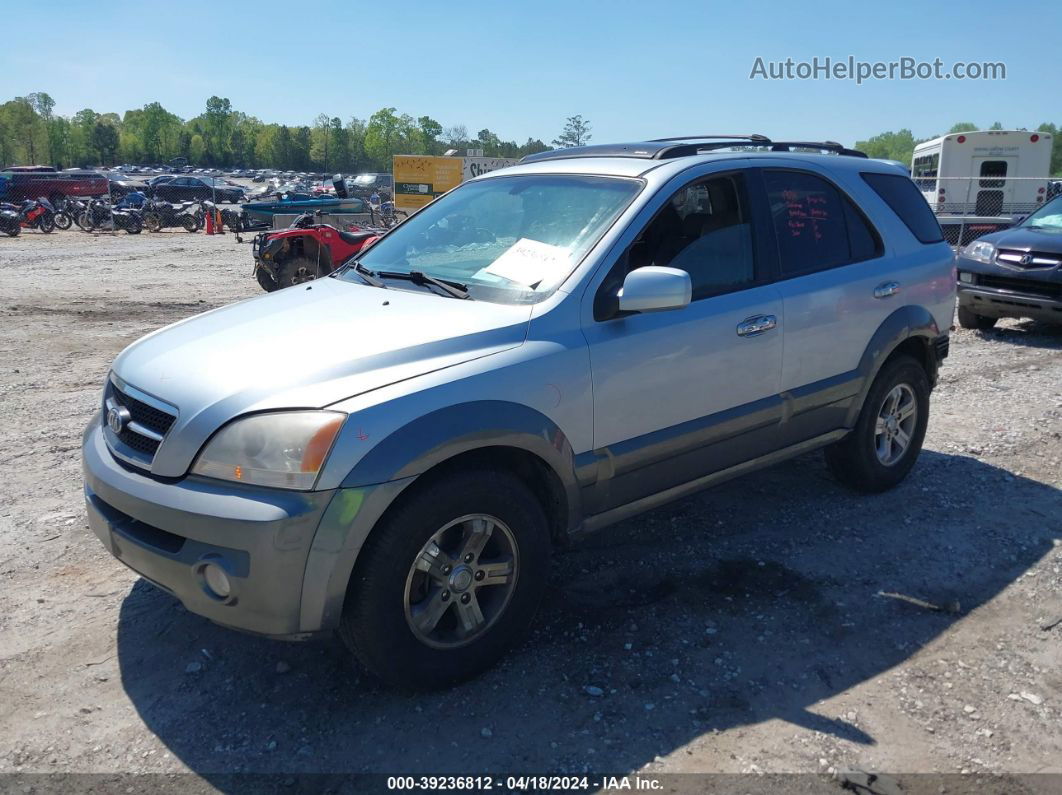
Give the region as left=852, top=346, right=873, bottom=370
left=581, top=170, right=783, bottom=513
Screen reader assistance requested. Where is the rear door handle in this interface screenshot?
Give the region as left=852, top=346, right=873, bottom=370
left=874, top=281, right=900, bottom=299
left=736, top=314, right=777, bottom=337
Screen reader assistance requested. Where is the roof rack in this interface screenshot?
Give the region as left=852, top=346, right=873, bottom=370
left=519, top=136, right=867, bottom=164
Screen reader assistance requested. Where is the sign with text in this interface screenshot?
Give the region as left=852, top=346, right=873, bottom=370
left=393, top=155, right=518, bottom=210
left=393, top=156, right=463, bottom=210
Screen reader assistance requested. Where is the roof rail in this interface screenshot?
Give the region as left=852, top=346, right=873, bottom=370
left=519, top=136, right=867, bottom=164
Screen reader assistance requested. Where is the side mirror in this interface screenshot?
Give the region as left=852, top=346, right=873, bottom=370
left=618, top=266, right=692, bottom=313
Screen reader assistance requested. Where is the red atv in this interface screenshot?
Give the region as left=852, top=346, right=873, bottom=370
left=252, top=213, right=381, bottom=292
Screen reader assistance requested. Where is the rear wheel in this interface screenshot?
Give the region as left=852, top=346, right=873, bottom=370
left=125, top=215, right=142, bottom=234
left=54, top=211, right=72, bottom=231
left=180, top=214, right=198, bottom=233
left=825, top=354, right=930, bottom=493
left=276, top=256, right=322, bottom=288
left=3, top=223, right=18, bottom=237
left=38, top=212, right=55, bottom=233
left=957, top=305, right=997, bottom=330
left=339, top=470, right=550, bottom=689
left=77, top=211, right=96, bottom=232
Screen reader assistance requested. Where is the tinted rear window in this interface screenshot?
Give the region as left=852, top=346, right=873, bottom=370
left=861, top=172, right=944, bottom=244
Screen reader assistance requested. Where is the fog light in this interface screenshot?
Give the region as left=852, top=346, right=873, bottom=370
left=202, top=563, right=231, bottom=599
left=959, top=272, right=974, bottom=284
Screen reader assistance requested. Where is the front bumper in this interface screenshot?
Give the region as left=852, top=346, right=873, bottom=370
left=82, top=413, right=336, bottom=638
left=956, top=255, right=1062, bottom=323
left=957, top=279, right=1062, bottom=323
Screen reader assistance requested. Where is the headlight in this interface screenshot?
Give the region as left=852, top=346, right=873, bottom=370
left=192, top=411, right=345, bottom=490
left=962, top=241, right=996, bottom=264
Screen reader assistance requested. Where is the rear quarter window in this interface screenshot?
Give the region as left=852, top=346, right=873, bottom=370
left=861, top=172, right=944, bottom=244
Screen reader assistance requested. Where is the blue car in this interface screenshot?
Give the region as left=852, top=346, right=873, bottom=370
left=956, top=194, right=1062, bottom=328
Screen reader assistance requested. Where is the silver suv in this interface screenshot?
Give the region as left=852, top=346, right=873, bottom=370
left=83, top=136, right=955, bottom=688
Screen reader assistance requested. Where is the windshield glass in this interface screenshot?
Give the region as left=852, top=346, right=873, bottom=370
left=1020, top=195, right=1062, bottom=230
left=352, top=175, right=378, bottom=185
left=340, top=174, right=641, bottom=303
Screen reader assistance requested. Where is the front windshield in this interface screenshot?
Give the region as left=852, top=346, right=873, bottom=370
left=341, top=174, right=641, bottom=303
left=1020, top=195, right=1062, bottom=230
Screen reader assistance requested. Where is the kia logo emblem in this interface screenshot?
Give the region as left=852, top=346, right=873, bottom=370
left=107, top=405, right=131, bottom=435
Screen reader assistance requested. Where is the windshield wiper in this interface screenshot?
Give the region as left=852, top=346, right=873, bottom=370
left=378, top=270, right=471, bottom=299
left=339, top=260, right=387, bottom=289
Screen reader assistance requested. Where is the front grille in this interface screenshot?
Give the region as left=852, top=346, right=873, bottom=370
left=105, top=380, right=177, bottom=460
left=976, top=275, right=1061, bottom=301
left=996, top=249, right=1062, bottom=269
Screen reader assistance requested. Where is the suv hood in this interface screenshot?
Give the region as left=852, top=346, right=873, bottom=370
left=111, top=277, right=532, bottom=477
left=974, top=225, right=1062, bottom=252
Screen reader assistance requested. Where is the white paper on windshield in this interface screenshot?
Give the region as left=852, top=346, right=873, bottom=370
left=484, top=238, right=570, bottom=289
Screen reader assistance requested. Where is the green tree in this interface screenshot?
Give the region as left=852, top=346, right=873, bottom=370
left=417, top=116, right=443, bottom=155
left=854, top=128, right=919, bottom=164
left=948, top=122, right=978, bottom=134
left=1037, top=123, right=1061, bottom=175
left=552, top=115, right=591, bottom=148
left=92, top=120, right=119, bottom=165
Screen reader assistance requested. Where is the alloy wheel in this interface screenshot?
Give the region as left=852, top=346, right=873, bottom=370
left=875, top=383, right=917, bottom=465
left=403, top=514, right=519, bottom=649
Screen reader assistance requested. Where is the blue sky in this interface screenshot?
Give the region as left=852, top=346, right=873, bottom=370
left=3, top=0, right=1054, bottom=146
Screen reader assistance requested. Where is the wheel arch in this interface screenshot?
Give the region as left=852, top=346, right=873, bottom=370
left=300, top=401, right=581, bottom=633
left=845, top=304, right=941, bottom=428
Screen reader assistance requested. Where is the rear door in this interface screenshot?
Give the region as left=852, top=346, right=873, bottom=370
left=755, top=165, right=894, bottom=439
left=973, top=158, right=1014, bottom=215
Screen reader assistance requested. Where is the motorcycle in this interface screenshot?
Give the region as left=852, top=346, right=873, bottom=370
left=0, top=197, right=57, bottom=233
left=143, top=198, right=199, bottom=233
left=77, top=199, right=143, bottom=234
left=0, top=203, right=20, bottom=236
left=52, top=197, right=85, bottom=230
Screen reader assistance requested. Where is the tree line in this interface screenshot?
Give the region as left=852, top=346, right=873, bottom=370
left=856, top=122, right=1062, bottom=175
left=0, top=94, right=594, bottom=172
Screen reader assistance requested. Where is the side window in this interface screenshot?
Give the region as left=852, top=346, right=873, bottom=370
left=763, top=170, right=882, bottom=277
left=861, top=172, right=944, bottom=244
left=631, top=173, right=757, bottom=301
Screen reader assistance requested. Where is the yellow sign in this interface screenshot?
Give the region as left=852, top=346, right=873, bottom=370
left=393, top=155, right=463, bottom=210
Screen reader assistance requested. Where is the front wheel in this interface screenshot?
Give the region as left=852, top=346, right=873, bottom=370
left=957, top=305, right=997, bottom=330
left=180, top=214, right=198, bottom=233
left=339, top=470, right=550, bottom=688
left=77, top=211, right=96, bottom=232
left=3, top=223, right=19, bottom=237
left=825, top=354, right=930, bottom=493
left=125, top=216, right=142, bottom=234
left=276, top=256, right=322, bottom=288
left=144, top=212, right=163, bottom=232
left=255, top=266, right=278, bottom=292
left=38, top=212, right=55, bottom=233
left=54, top=211, right=73, bottom=231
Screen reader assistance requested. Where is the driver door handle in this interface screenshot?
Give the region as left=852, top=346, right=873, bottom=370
left=736, top=314, right=778, bottom=337
left=874, top=281, right=900, bottom=299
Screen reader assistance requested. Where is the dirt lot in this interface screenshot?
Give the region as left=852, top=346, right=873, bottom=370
left=0, top=229, right=1059, bottom=789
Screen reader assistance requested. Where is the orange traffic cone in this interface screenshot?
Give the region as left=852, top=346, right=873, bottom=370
left=216, top=209, right=224, bottom=234
left=205, top=209, right=214, bottom=235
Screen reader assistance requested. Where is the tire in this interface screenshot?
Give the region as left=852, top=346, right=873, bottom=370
left=276, top=257, right=322, bottom=288
left=77, top=211, right=96, bottom=232
left=339, top=469, right=550, bottom=689
left=54, top=211, right=72, bottom=231
left=38, top=212, right=55, bottom=233
left=3, top=224, right=18, bottom=237
left=125, top=216, right=142, bottom=234
left=180, top=214, right=198, bottom=233
left=255, top=266, right=278, bottom=292
left=144, top=212, right=163, bottom=233
left=957, top=305, right=997, bottom=330
left=825, top=354, right=930, bottom=494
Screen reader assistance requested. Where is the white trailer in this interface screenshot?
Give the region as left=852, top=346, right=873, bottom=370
left=911, top=130, right=1053, bottom=217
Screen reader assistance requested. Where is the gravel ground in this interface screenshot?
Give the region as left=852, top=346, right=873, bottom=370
left=0, top=229, right=1059, bottom=789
